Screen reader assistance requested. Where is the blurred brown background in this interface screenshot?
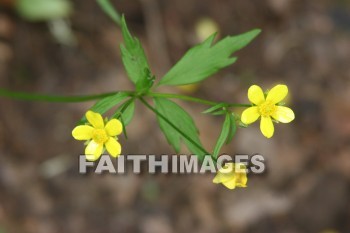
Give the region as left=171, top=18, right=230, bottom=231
left=0, top=0, right=350, bottom=232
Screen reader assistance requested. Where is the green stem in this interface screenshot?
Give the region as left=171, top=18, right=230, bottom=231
left=0, top=89, right=133, bottom=103
left=147, top=92, right=251, bottom=107
left=139, top=97, right=210, bottom=156
left=116, top=97, right=136, bottom=117
left=115, top=97, right=136, bottom=139
left=0, top=88, right=250, bottom=109
left=96, top=0, right=122, bottom=26
left=0, top=88, right=251, bottom=110
left=147, top=92, right=216, bottom=105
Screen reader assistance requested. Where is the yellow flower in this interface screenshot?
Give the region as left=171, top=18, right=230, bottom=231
left=213, top=163, right=248, bottom=189
left=241, top=84, right=295, bottom=138
left=72, top=111, right=122, bottom=161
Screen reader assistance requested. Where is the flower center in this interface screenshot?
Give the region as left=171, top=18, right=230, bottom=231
left=259, top=100, right=276, bottom=117
left=92, top=129, right=109, bottom=144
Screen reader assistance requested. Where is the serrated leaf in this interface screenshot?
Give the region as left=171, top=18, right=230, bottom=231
left=226, top=113, right=237, bottom=144
left=135, top=68, right=155, bottom=93
left=79, top=92, right=128, bottom=123
left=212, top=113, right=231, bottom=158
left=120, top=16, right=152, bottom=89
left=202, top=103, right=226, bottom=114
left=112, top=100, right=135, bottom=126
left=158, top=29, right=261, bottom=86
left=154, top=98, right=205, bottom=160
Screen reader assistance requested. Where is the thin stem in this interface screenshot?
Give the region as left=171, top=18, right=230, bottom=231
left=0, top=88, right=251, bottom=109
left=96, top=0, right=122, bottom=26
left=0, top=89, right=132, bottom=103
left=147, top=92, right=251, bottom=107
left=147, top=92, right=216, bottom=105
left=115, top=97, right=136, bottom=118
left=115, top=97, right=136, bottom=139
left=138, top=97, right=210, bottom=156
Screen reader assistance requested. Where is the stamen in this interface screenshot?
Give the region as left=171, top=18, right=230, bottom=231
left=92, top=129, right=109, bottom=144
left=259, top=100, right=276, bottom=117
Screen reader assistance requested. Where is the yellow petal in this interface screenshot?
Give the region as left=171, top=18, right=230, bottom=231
left=85, top=140, right=103, bottom=161
left=222, top=178, right=238, bottom=189
left=272, top=106, right=295, bottom=123
left=105, top=119, right=123, bottom=136
left=86, top=111, right=104, bottom=129
left=235, top=172, right=248, bottom=187
left=234, top=163, right=247, bottom=173
left=72, top=125, right=93, bottom=140
left=212, top=174, right=222, bottom=184
left=213, top=163, right=235, bottom=183
left=105, top=137, right=121, bottom=157
left=223, top=174, right=248, bottom=189
left=248, top=85, right=265, bottom=105
left=214, top=163, right=248, bottom=189
left=213, top=171, right=233, bottom=184
left=260, top=116, right=274, bottom=138
left=233, top=163, right=247, bottom=187
left=266, top=84, right=288, bottom=104
left=241, top=107, right=260, bottom=124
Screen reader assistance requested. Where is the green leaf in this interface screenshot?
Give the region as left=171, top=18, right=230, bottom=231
left=136, top=68, right=155, bottom=93
left=120, top=16, right=152, bottom=90
left=112, top=98, right=135, bottom=138
left=96, top=0, right=121, bottom=26
left=80, top=92, right=129, bottom=123
left=211, top=110, right=227, bottom=116
left=202, top=103, right=226, bottom=114
left=118, top=115, right=128, bottom=139
left=226, top=113, right=237, bottom=144
left=16, top=0, right=72, bottom=21
left=112, top=100, right=135, bottom=126
left=154, top=98, right=205, bottom=160
left=158, top=29, right=261, bottom=86
left=212, top=113, right=231, bottom=158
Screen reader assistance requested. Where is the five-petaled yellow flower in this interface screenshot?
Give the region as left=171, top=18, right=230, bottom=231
left=72, top=111, right=122, bottom=161
left=213, top=163, right=248, bottom=190
left=241, top=84, right=295, bottom=138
